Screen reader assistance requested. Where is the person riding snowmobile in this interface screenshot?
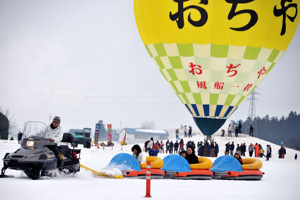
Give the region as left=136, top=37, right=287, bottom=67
left=45, top=116, right=64, bottom=166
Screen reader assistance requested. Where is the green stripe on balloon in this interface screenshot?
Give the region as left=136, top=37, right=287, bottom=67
left=154, top=43, right=167, bottom=57
left=145, top=45, right=153, bottom=58
left=154, top=57, right=165, bottom=69
left=210, top=94, right=219, bottom=105
left=169, top=56, right=183, bottom=69
left=177, top=43, right=194, bottom=57
left=180, top=81, right=191, bottom=93
left=236, top=96, right=246, bottom=106
left=169, top=81, right=179, bottom=93
left=167, top=69, right=178, bottom=81
left=268, top=49, right=280, bottom=62
left=224, top=94, right=235, bottom=106
left=211, top=44, right=229, bottom=58
left=243, top=46, right=261, bottom=60
left=180, top=93, right=190, bottom=104
left=192, top=93, right=202, bottom=104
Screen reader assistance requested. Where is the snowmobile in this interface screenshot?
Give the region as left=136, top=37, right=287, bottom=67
left=0, top=121, right=81, bottom=179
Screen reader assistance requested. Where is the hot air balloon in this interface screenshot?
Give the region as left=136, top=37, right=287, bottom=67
left=134, top=0, right=299, bottom=136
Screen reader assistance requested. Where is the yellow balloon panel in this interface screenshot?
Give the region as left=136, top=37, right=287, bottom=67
left=135, top=0, right=300, bottom=50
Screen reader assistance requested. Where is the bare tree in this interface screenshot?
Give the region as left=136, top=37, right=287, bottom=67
left=140, top=121, right=156, bottom=129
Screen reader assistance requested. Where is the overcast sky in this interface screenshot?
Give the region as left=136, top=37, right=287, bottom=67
left=1, top=0, right=300, bottom=133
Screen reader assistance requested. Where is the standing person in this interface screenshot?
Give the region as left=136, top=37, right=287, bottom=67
left=179, top=139, right=184, bottom=152
left=166, top=140, right=170, bottom=154
left=174, top=140, right=179, bottom=154
left=249, top=124, right=254, bottom=137
left=188, top=126, right=192, bottom=138
left=225, top=142, right=230, bottom=155
left=186, top=141, right=192, bottom=149
left=45, top=116, right=64, bottom=167
left=215, top=142, right=219, bottom=157
left=153, top=142, right=159, bottom=157
left=205, top=140, right=211, bottom=157
left=258, top=144, right=264, bottom=157
left=278, top=146, right=286, bottom=158
left=238, top=121, right=242, bottom=133
left=230, top=142, right=235, bottom=156
left=254, top=143, right=259, bottom=157
left=191, top=141, right=196, bottom=149
left=221, top=129, right=225, bottom=137
left=17, top=131, right=23, bottom=144
left=160, top=140, right=164, bottom=153
left=147, top=138, right=154, bottom=156
left=235, top=126, right=239, bottom=137
left=241, top=143, right=246, bottom=156
left=266, top=145, right=272, bottom=161
left=156, top=140, right=161, bottom=150
left=185, top=146, right=199, bottom=164
left=132, top=144, right=145, bottom=163
left=144, top=140, right=149, bottom=152
left=175, top=129, right=179, bottom=139
left=198, top=141, right=204, bottom=156
left=227, top=124, right=232, bottom=137
left=210, top=141, right=215, bottom=157
left=184, top=125, right=187, bottom=137
left=169, top=141, right=174, bottom=154
left=236, top=144, right=241, bottom=152
left=248, top=143, right=254, bottom=157
left=197, top=141, right=200, bottom=150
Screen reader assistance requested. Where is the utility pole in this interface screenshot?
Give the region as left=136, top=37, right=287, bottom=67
left=248, top=90, right=257, bottom=120
left=248, top=90, right=258, bottom=136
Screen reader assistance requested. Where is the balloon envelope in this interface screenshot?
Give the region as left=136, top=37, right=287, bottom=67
left=134, top=0, right=300, bottom=135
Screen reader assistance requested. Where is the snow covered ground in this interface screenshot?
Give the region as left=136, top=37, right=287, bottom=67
left=0, top=134, right=299, bottom=200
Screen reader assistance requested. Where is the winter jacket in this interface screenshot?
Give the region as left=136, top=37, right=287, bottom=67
left=147, top=140, right=154, bottom=149
left=169, top=142, right=174, bottom=150
left=153, top=143, right=159, bottom=150
left=45, top=123, right=63, bottom=145
left=174, top=142, right=179, bottom=150
left=184, top=127, right=188, bottom=133
left=186, top=153, right=199, bottom=164
left=279, top=147, right=286, bottom=158
left=166, top=141, right=170, bottom=149
left=133, top=153, right=145, bottom=163
left=249, top=145, right=254, bottom=152
left=236, top=157, right=243, bottom=164
left=230, top=144, right=235, bottom=151
left=215, top=144, right=219, bottom=154
left=254, top=145, right=259, bottom=157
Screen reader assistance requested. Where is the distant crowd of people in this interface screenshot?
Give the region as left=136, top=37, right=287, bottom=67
left=144, top=138, right=220, bottom=158
left=221, top=122, right=254, bottom=137
left=224, top=142, right=288, bottom=160
left=175, top=125, right=193, bottom=138
left=143, top=136, right=289, bottom=161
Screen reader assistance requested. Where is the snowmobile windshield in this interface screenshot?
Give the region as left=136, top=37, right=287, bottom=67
left=23, top=121, right=48, bottom=139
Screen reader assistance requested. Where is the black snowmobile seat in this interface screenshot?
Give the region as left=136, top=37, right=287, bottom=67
left=61, top=133, right=74, bottom=144
left=60, top=133, right=81, bottom=157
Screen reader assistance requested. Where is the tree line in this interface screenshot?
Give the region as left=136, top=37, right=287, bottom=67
left=239, top=111, right=300, bottom=151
